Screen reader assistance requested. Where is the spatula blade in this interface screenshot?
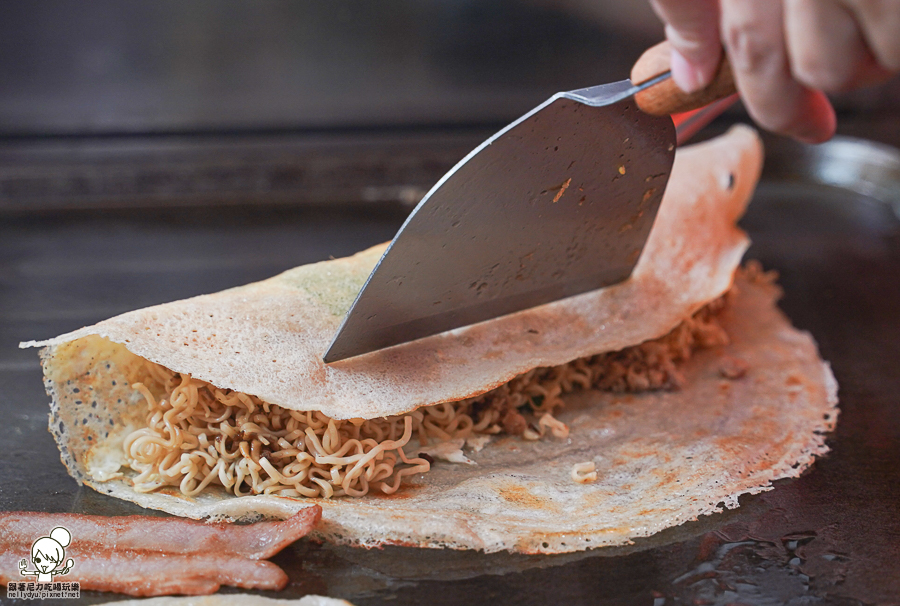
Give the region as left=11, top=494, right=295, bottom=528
left=324, top=82, right=675, bottom=362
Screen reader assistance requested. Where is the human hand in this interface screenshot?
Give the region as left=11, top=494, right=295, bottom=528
left=650, top=0, right=900, bottom=142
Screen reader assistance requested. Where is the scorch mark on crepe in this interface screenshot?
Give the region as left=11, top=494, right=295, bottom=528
left=23, top=126, right=839, bottom=553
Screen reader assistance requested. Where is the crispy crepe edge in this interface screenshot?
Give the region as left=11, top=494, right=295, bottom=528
left=19, top=125, right=838, bottom=553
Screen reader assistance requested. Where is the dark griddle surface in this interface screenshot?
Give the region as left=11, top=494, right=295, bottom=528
left=2, top=132, right=899, bottom=605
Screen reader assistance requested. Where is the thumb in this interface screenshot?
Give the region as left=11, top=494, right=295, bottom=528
left=650, top=0, right=722, bottom=92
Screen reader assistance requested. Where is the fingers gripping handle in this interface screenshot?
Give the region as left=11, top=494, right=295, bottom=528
left=632, top=41, right=737, bottom=116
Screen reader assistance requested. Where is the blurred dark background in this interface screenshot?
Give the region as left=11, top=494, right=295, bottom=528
left=1, top=0, right=666, bottom=135
left=2, top=0, right=898, bottom=213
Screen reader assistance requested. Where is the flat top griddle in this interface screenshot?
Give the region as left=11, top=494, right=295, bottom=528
left=1, top=129, right=899, bottom=606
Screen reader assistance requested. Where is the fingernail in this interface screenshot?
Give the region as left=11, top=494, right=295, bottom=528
left=795, top=93, right=837, bottom=144
left=670, top=49, right=707, bottom=94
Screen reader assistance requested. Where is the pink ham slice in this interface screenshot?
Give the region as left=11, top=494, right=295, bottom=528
left=0, top=506, right=321, bottom=560
left=0, top=507, right=320, bottom=596
left=0, top=549, right=287, bottom=596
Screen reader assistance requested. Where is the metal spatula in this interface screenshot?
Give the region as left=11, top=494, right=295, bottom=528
left=324, top=42, right=736, bottom=363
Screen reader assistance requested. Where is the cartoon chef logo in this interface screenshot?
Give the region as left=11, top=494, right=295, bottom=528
left=19, top=526, right=75, bottom=583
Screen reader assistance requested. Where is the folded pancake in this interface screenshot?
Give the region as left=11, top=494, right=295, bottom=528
left=23, top=125, right=838, bottom=553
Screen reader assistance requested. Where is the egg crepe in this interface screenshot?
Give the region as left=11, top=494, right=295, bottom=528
left=22, top=126, right=837, bottom=553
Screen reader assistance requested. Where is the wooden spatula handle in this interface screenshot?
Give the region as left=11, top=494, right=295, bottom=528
left=631, top=41, right=737, bottom=117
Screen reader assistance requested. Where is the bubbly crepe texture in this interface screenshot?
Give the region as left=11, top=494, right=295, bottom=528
left=24, top=126, right=838, bottom=553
